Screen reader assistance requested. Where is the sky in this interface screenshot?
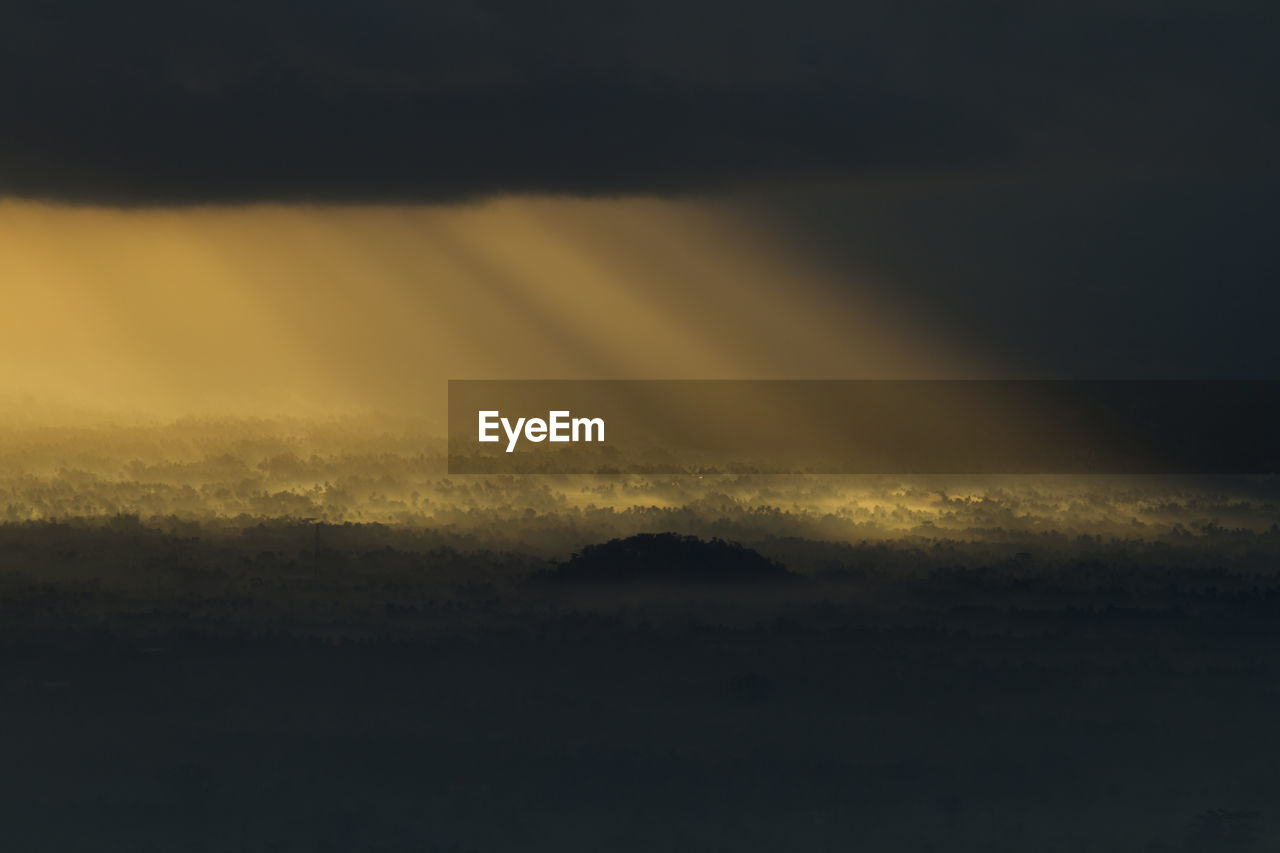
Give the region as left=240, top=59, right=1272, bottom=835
left=0, top=197, right=969, bottom=417
left=0, top=1, right=1276, bottom=418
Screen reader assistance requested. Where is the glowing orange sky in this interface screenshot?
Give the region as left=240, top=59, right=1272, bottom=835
left=0, top=197, right=982, bottom=421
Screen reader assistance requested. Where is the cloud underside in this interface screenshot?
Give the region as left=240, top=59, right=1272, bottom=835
left=1, top=0, right=1277, bottom=204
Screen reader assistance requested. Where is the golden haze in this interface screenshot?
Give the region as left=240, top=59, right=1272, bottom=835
left=0, top=196, right=976, bottom=423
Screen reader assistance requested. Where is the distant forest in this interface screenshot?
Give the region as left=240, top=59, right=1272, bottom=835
left=2, top=417, right=1279, bottom=851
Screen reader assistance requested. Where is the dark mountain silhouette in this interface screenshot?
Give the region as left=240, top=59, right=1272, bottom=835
left=545, top=532, right=794, bottom=583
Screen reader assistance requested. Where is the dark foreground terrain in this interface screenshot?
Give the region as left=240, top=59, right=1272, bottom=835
left=3, top=520, right=1280, bottom=852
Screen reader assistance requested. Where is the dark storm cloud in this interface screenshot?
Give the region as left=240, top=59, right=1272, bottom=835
left=1, top=0, right=1277, bottom=203
left=739, top=175, right=1280, bottom=377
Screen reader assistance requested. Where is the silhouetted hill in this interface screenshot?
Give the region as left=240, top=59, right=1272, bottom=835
left=545, top=533, right=795, bottom=583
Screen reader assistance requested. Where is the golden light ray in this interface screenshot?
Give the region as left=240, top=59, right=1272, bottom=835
left=0, top=197, right=985, bottom=422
